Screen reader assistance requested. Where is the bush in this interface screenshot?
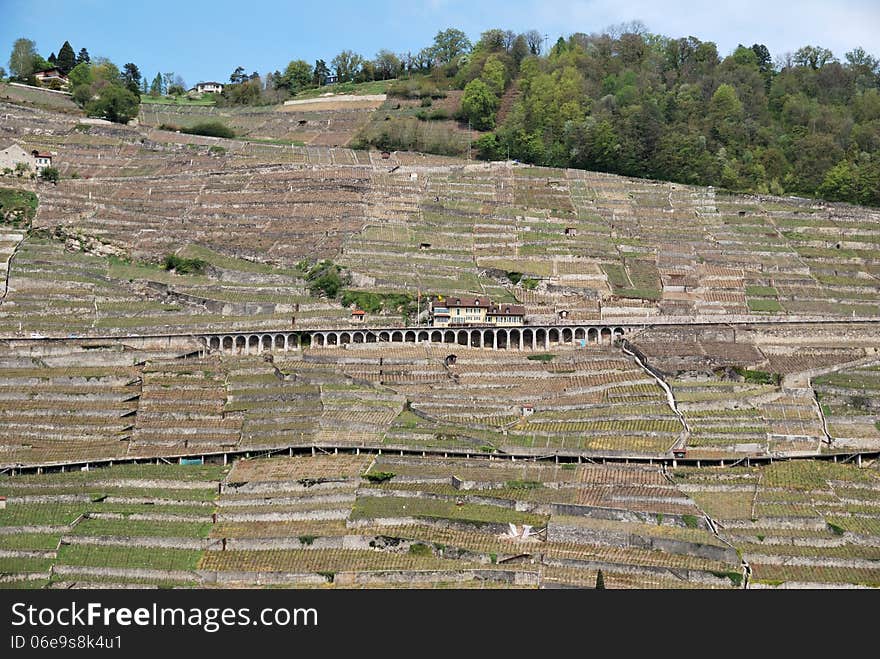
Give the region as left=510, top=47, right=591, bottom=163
left=732, top=367, right=781, bottom=386
left=162, top=254, right=207, bottom=274
left=39, top=166, right=60, bottom=184
left=363, top=471, right=395, bottom=484
left=408, top=543, right=432, bottom=556
left=85, top=85, right=140, bottom=124
left=340, top=290, right=416, bottom=316
left=388, top=78, right=447, bottom=100
left=158, top=122, right=181, bottom=132
left=415, top=108, right=451, bottom=121
left=180, top=121, right=235, bottom=139
left=305, top=260, right=349, bottom=299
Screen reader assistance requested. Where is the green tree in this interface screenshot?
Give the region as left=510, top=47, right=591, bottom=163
left=67, top=61, right=92, bottom=89
left=332, top=50, right=364, bottom=83
left=313, top=59, right=330, bottom=86
left=817, top=160, right=859, bottom=202
left=122, top=63, right=142, bottom=96
left=511, top=35, right=530, bottom=66
left=76, top=48, right=90, bottom=65
left=461, top=78, right=499, bottom=130
left=708, top=84, right=745, bottom=145
left=278, top=59, right=313, bottom=93
left=430, top=28, right=472, bottom=65
left=794, top=45, right=835, bottom=70
left=9, top=38, right=39, bottom=79
left=596, top=570, right=605, bottom=589
left=56, top=40, right=76, bottom=74
left=39, top=166, right=60, bottom=184
left=374, top=50, right=401, bottom=80
left=229, top=66, right=247, bottom=84
left=149, top=72, right=163, bottom=97
left=86, top=85, right=139, bottom=124
left=481, top=55, right=506, bottom=96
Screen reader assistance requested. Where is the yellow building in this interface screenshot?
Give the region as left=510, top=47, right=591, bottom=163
left=431, top=296, right=524, bottom=327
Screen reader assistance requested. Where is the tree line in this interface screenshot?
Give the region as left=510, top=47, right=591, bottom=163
left=463, top=26, right=880, bottom=206
left=5, top=26, right=880, bottom=206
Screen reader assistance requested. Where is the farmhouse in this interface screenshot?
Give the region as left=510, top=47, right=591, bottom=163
left=0, top=143, right=53, bottom=173
left=431, top=296, right=525, bottom=327
left=31, top=150, right=53, bottom=172
left=194, top=81, right=224, bottom=94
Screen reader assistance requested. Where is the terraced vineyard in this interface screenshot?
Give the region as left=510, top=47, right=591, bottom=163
left=2, top=79, right=880, bottom=590
left=4, top=455, right=874, bottom=588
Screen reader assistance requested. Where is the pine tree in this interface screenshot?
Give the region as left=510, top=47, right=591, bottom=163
left=56, top=41, right=76, bottom=75
left=47, top=53, right=57, bottom=65
left=76, top=48, right=90, bottom=65
left=595, top=570, right=605, bottom=589
left=149, top=72, right=163, bottom=97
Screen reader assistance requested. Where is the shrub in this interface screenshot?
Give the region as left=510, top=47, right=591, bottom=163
left=158, top=122, right=181, bottom=132
left=39, top=166, right=60, bottom=184
left=408, top=543, right=432, bottom=556
left=732, top=367, right=782, bottom=386
left=162, top=254, right=207, bottom=274
left=180, top=121, right=235, bottom=139
left=363, top=471, right=395, bottom=484
left=305, top=260, right=349, bottom=299
left=682, top=514, right=700, bottom=528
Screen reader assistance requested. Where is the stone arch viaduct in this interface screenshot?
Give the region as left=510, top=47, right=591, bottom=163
left=200, top=323, right=629, bottom=354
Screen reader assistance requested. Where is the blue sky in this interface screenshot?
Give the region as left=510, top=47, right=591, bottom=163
left=3, top=0, right=879, bottom=87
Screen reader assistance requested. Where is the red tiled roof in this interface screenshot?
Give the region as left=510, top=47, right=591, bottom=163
left=438, top=296, right=492, bottom=308
left=487, top=303, right=525, bottom=316
left=351, top=310, right=366, bottom=315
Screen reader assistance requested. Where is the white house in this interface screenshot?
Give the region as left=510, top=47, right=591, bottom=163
left=31, top=150, right=53, bottom=172
left=34, top=68, right=69, bottom=89
left=195, top=81, right=224, bottom=94
left=0, top=143, right=54, bottom=174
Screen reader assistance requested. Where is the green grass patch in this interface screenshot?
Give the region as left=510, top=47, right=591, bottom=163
left=57, top=544, right=202, bottom=571
left=0, top=533, right=61, bottom=551
left=179, top=121, right=235, bottom=139
left=745, top=285, right=778, bottom=297
left=293, top=79, right=393, bottom=100
left=0, top=187, right=38, bottom=226
left=526, top=354, right=555, bottom=363
left=70, top=519, right=212, bottom=538
left=748, top=298, right=784, bottom=312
